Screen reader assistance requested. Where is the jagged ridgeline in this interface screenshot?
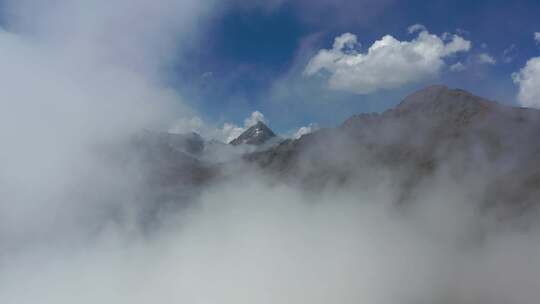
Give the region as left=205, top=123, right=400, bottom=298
left=136, top=85, right=540, bottom=216
left=229, top=121, right=277, bottom=146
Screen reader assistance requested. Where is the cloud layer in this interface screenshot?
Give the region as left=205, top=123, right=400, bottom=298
left=0, top=0, right=217, bottom=254
left=2, top=2, right=540, bottom=304
left=304, top=26, right=471, bottom=94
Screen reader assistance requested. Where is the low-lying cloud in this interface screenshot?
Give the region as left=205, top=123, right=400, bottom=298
left=0, top=0, right=216, bottom=253
left=3, top=166, right=540, bottom=303
left=2, top=1, right=540, bottom=304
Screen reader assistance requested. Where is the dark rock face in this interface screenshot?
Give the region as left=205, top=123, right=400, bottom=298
left=167, top=132, right=205, bottom=155
left=131, top=130, right=216, bottom=187
left=246, top=85, right=540, bottom=215
left=230, top=121, right=276, bottom=146
left=98, top=130, right=219, bottom=227
left=135, top=131, right=204, bottom=156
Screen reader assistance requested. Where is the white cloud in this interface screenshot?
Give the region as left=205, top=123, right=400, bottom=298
left=220, top=123, right=246, bottom=143
left=512, top=34, right=540, bottom=107
left=293, top=123, right=319, bottom=139
left=223, top=111, right=267, bottom=143
left=244, top=110, right=267, bottom=128
left=408, top=24, right=426, bottom=34
left=441, top=35, right=471, bottom=56
left=477, top=53, right=496, bottom=65
left=513, top=57, right=540, bottom=108
left=304, top=27, right=471, bottom=94
left=450, top=62, right=466, bottom=72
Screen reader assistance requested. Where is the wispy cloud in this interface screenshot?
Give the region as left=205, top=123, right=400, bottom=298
left=503, top=44, right=517, bottom=63
left=450, top=61, right=466, bottom=72
left=0, top=0, right=217, bottom=263
left=477, top=53, right=497, bottom=65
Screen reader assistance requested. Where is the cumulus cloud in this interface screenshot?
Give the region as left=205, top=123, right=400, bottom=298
left=513, top=57, right=540, bottom=108
left=304, top=27, right=471, bottom=94
left=478, top=53, right=496, bottom=65
left=512, top=34, right=540, bottom=108
left=244, top=110, right=267, bottom=128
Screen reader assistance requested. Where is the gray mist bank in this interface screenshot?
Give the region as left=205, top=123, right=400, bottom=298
left=1, top=1, right=540, bottom=304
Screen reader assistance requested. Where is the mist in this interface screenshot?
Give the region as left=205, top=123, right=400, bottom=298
left=1, top=1, right=540, bottom=304
left=0, top=0, right=214, bottom=246
left=3, top=167, right=540, bottom=303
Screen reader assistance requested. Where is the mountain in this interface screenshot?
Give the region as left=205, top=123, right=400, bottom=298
left=245, top=85, right=540, bottom=215
left=166, top=132, right=205, bottom=156
left=230, top=121, right=276, bottom=146
left=129, top=85, right=540, bottom=218
left=130, top=130, right=216, bottom=187
left=134, top=130, right=204, bottom=156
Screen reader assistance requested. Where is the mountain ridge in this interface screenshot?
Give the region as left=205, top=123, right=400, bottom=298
left=244, top=85, right=540, bottom=215
left=133, top=85, right=540, bottom=218
left=230, top=121, right=277, bottom=146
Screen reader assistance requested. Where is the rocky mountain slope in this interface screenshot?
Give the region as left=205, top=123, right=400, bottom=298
left=230, top=121, right=276, bottom=146
left=246, top=85, right=540, bottom=215
left=132, top=85, right=540, bottom=218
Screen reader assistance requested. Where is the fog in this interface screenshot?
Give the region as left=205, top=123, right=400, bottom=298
left=0, top=0, right=212, bottom=247
left=3, top=170, right=540, bottom=303
left=1, top=1, right=540, bottom=304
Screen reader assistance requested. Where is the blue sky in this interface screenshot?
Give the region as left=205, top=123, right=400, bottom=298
left=2, top=0, right=540, bottom=136
left=172, top=0, right=540, bottom=133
